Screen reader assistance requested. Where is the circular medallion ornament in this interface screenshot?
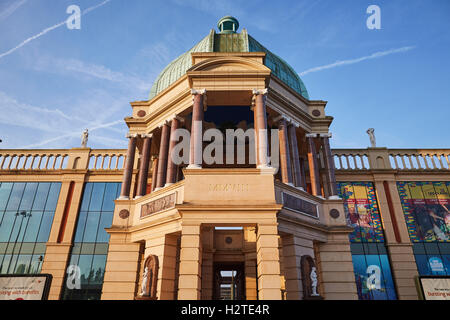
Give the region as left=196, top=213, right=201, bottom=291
left=312, top=109, right=321, bottom=117
left=137, top=110, right=146, bottom=117
left=329, top=209, right=340, bottom=219
left=119, top=209, right=130, bottom=219
left=225, top=236, right=233, bottom=244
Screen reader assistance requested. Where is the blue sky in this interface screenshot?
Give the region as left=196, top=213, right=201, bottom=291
left=0, top=0, right=449, bottom=150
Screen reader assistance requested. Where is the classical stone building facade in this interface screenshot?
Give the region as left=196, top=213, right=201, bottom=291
left=0, top=17, right=449, bottom=300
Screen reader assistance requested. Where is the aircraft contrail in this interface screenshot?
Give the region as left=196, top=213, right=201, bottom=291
left=299, top=46, right=416, bottom=76
left=0, top=0, right=112, bottom=60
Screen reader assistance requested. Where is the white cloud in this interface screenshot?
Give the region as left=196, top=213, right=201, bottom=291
left=299, top=46, right=416, bottom=76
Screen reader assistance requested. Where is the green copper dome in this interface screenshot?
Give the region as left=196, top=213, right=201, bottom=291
left=149, top=17, right=309, bottom=100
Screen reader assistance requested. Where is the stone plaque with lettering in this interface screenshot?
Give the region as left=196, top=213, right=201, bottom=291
left=282, top=193, right=318, bottom=218
left=140, top=193, right=176, bottom=218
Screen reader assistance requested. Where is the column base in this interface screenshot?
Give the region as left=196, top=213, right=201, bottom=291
left=295, top=186, right=305, bottom=191
left=134, top=195, right=143, bottom=200
left=117, top=196, right=129, bottom=200
left=257, top=164, right=272, bottom=169
left=153, top=187, right=161, bottom=192
left=164, top=183, right=174, bottom=188
left=187, top=164, right=202, bottom=169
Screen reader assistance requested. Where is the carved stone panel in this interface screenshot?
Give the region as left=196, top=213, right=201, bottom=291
left=140, top=192, right=176, bottom=218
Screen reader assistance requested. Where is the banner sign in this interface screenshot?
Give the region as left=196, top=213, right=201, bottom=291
left=419, top=276, right=450, bottom=300
left=0, top=274, right=52, bottom=300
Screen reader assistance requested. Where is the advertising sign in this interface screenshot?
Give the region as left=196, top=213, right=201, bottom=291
left=419, top=276, right=450, bottom=300
left=0, top=274, right=52, bottom=300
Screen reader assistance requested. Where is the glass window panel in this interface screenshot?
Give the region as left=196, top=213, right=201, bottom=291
left=9, top=213, right=28, bottom=246
left=413, top=243, right=426, bottom=255
left=424, top=243, right=440, bottom=255
left=379, top=255, right=397, bottom=296
left=33, top=243, right=46, bottom=255
left=78, top=254, right=94, bottom=286
left=415, top=254, right=431, bottom=275
left=94, top=243, right=109, bottom=255
left=19, top=183, right=38, bottom=211
left=37, top=212, right=55, bottom=242
left=17, top=213, right=33, bottom=244
left=90, top=255, right=107, bottom=285
left=0, top=183, right=13, bottom=211
left=7, top=255, right=18, bottom=274
left=6, top=183, right=26, bottom=211
left=101, top=183, right=118, bottom=211
left=0, top=243, right=6, bottom=254
left=0, top=255, right=12, bottom=274
left=44, top=183, right=61, bottom=211
left=351, top=255, right=369, bottom=300
left=88, top=183, right=106, bottom=212
left=23, top=211, right=43, bottom=242
left=96, top=212, right=113, bottom=243
left=31, top=183, right=51, bottom=211
left=29, top=254, right=44, bottom=274
left=80, top=183, right=93, bottom=212
left=80, top=243, right=95, bottom=255
left=438, top=243, right=450, bottom=254
left=74, top=211, right=88, bottom=243
left=442, top=255, right=450, bottom=275
left=82, top=213, right=100, bottom=243
left=0, top=211, right=17, bottom=242
left=18, top=243, right=35, bottom=255
left=13, top=255, right=32, bottom=274
left=115, top=183, right=122, bottom=199
left=72, top=243, right=82, bottom=255
left=365, top=255, right=388, bottom=300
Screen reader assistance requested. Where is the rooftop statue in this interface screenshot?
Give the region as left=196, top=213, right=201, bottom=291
left=367, top=128, right=376, bottom=148
left=81, top=129, right=89, bottom=148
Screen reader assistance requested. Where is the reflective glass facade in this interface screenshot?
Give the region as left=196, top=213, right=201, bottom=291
left=338, top=182, right=397, bottom=300
left=397, top=181, right=450, bottom=276
left=61, top=182, right=120, bottom=300
left=0, top=182, right=61, bottom=275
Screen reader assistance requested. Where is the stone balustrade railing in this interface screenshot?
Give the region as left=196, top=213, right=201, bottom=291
left=0, top=148, right=127, bottom=171
left=333, top=148, right=450, bottom=171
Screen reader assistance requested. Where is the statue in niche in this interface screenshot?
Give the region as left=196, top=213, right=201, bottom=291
left=301, top=255, right=323, bottom=300
left=136, top=255, right=158, bottom=300
left=366, top=128, right=376, bottom=148
left=81, top=129, right=89, bottom=148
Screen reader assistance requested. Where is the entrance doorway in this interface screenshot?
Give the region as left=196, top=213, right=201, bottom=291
left=213, top=263, right=245, bottom=300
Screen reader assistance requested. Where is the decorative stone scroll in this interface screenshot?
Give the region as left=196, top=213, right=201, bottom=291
left=282, top=192, right=318, bottom=218
left=301, top=255, right=323, bottom=300
left=136, top=255, right=159, bottom=300
left=140, top=192, right=176, bottom=218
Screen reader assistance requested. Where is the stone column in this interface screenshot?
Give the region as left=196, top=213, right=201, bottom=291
left=256, top=224, right=282, bottom=300
left=188, top=89, right=206, bottom=169
left=299, top=157, right=307, bottom=190
left=276, top=116, right=293, bottom=185
left=306, top=134, right=322, bottom=197
left=155, top=122, right=170, bottom=191
left=253, top=89, right=270, bottom=168
left=119, top=134, right=137, bottom=199
left=150, top=155, right=158, bottom=192
left=165, top=116, right=183, bottom=187
left=177, top=224, right=202, bottom=300
left=321, top=134, right=339, bottom=199
left=136, top=134, right=152, bottom=198
left=288, top=123, right=304, bottom=190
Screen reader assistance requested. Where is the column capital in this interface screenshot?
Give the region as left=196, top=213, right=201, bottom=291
left=272, top=114, right=290, bottom=124
left=191, top=88, right=206, bottom=96
left=166, top=114, right=185, bottom=123
left=305, top=133, right=318, bottom=138
left=252, top=88, right=268, bottom=96
left=319, top=132, right=332, bottom=138
left=125, top=133, right=139, bottom=139
left=140, top=133, right=153, bottom=139
left=157, top=120, right=171, bottom=128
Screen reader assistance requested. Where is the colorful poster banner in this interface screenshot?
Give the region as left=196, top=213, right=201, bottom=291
left=338, top=182, right=384, bottom=242
left=397, top=182, right=450, bottom=242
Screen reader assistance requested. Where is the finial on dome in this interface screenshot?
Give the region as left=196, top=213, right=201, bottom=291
left=217, top=16, right=239, bottom=34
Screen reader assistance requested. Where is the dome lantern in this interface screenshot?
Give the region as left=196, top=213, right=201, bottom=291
left=217, top=16, right=239, bottom=34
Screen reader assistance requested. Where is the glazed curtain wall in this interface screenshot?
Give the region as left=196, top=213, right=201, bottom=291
left=0, top=182, right=61, bottom=275
left=61, top=182, right=121, bottom=300
left=338, top=182, right=397, bottom=300
left=397, top=182, right=450, bottom=276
